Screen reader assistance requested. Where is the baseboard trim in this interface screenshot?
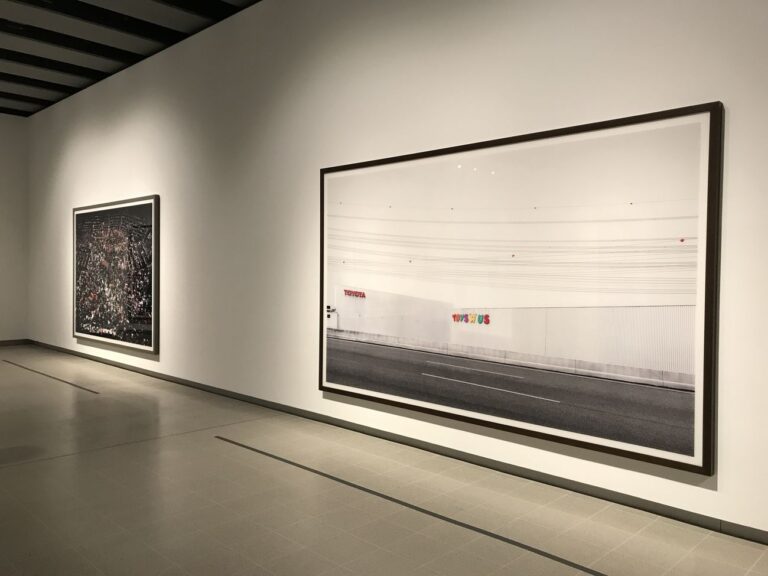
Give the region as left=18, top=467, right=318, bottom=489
left=28, top=339, right=768, bottom=546
left=0, top=339, right=32, bottom=347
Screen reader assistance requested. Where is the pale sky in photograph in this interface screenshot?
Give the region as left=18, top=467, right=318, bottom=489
left=326, top=114, right=708, bottom=309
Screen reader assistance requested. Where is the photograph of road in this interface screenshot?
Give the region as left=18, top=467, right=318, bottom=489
left=322, top=107, right=718, bottom=467
left=327, top=338, right=694, bottom=455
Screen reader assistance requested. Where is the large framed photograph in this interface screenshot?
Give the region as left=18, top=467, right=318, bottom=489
left=321, top=102, right=723, bottom=474
left=73, top=195, right=159, bottom=353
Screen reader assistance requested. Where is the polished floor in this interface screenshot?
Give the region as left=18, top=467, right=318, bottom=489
left=0, top=345, right=765, bottom=576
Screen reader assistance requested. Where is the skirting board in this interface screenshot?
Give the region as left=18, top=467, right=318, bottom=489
left=0, top=339, right=32, bottom=347
left=25, top=339, right=768, bottom=546
left=0, top=338, right=35, bottom=347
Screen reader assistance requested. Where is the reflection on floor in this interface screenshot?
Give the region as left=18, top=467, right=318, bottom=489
left=0, top=345, right=765, bottom=576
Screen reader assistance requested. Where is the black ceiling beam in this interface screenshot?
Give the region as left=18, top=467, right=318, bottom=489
left=0, top=47, right=106, bottom=79
left=152, top=0, right=238, bottom=20
left=0, top=18, right=142, bottom=63
left=9, top=0, right=187, bottom=44
left=0, top=89, right=54, bottom=106
left=0, top=105, right=30, bottom=117
left=0, top=70, right=77, bottom=92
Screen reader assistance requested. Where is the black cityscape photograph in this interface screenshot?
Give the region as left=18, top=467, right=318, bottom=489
left=74, top=196, right=158, bottom=353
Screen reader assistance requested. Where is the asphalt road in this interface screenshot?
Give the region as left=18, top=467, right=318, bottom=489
left=326, top=337, right=694, bottom=455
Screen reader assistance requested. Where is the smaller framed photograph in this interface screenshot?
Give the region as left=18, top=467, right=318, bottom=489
left=73, top=195, right=159, bottom=353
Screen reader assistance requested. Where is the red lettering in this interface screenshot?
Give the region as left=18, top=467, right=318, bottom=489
left=344, top=289, right=366, bottom=298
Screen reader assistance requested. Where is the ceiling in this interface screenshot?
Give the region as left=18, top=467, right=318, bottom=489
left=0, top=0, right=262, bottom=118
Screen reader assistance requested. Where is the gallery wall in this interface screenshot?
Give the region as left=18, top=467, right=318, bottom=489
left=0, top=115, right=28, bottom=341
left=25, top=0, right=768, bottom=532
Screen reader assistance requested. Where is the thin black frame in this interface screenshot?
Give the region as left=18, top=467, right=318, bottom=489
left=73, top=195, right=160, bottom=354
left=320, top=102, right=723, bottom=475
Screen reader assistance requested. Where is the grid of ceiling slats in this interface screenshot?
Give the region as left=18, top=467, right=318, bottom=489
left=0, top=0, right=260, bottom=117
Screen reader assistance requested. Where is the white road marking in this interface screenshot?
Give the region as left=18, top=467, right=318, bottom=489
left=426, top=360, right=524, bottom=379
left=421, top=373, right=560, bottom=403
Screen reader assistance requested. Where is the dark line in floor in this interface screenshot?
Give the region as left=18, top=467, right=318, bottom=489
left=215, top=435, right=608, bottom=576
left=0, top=415, right=270, bottom=470
left=2, top=360, right=100, bottom=394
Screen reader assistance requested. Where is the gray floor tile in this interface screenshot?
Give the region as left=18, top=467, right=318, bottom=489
left=246, top=503, right=313, bottom=531
left=641, top=517, right=711, bottom=547
left=518, top=505, right=584, bottom=533
left=539, top=534, right=608, bottom=567
left=497, top=551, right=583, bottom=575
left=612, top=533, right=694, bottom=571
left=318, top=505, right=380, bottom=531
left=691, top=532, right=766, bottom=570
left=418, top=520, right=480, bottom=548
left=752, top=552, right=768, bottom=575
left=275, top=516, right=345, bottom=548
left=422, top=549, right=500, bottom=576
left=342, top=547, right=428, bottom=576
left=235, top=526, right=298, bottom=566
left=264, top=546, right=338, bottom=576
left=0, top=346, right=765, bottom=576
left=418, top=492, right=478, bottom=517
left=354, top=517, right=415, bottom=547
left=232, top=565, right=275, bottom=576
left=666, top=552, right=749, bottom=576
left=10, top=546, right=103, bottom=576
left=548, top=492, right=611, bottom=519
left=591, top=549, right=661, bottom=576
left=79, top=532, right=179, bottom=576
left=149, top=530, right=256, bottom=576
left=560, top=518, right=635, bottom=549
left=497, top=517, right=563, bottom=548
left=590, top=504, right=656, bottom=534
left=383, top=506, right=441, bottom=532
left=451, top=503, right=513, bottom=532
left=384, top=531, right=456, bottom=565
left=454, top=535, right=526, bottom=568
left=307, top=530, right=382, bottom=565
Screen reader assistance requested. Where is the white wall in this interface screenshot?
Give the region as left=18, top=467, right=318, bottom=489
left=25, top=0, right=768, bottom=532
left=332, top=285, right=451, bottom=343
left=452, top=306, right=695, bottom=386
left=0, top=115, right=27, bottom=340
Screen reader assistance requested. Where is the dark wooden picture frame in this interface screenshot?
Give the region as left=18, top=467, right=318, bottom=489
left=320, top=102, right=723, bottom=474
left=73, top=195, right=160, bottom=354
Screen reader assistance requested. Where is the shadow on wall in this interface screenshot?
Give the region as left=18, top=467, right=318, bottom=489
left=322, top=389, right=717, bottom=491
left=74, top=337, right=160, bottom=363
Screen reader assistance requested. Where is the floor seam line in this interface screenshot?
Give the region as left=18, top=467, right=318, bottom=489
left=0, top=415, right=271, bottom=470
left=3, top=359, right=100, bottom=394
left=215, top=434, right=608, bottom=576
